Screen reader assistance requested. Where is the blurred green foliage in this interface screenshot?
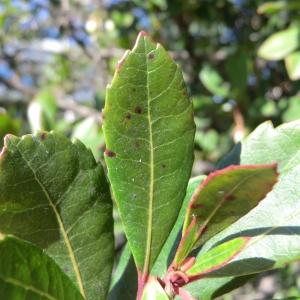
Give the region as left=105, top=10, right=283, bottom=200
left=0, top=1, right=300, bottom=298
left=1, top=0, right=300, bottom=168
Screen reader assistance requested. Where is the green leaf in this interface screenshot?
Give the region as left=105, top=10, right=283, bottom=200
left=103, top=32, right=195, bottom=275
left=108, top=176, right=206, bottom=300
left=173, top=164, right=278, bottom=266
left=186, top=237, right=249, bottom=278
left=199, top=65, right=229, bottom=98
left=152, top=176, right=206, bottom=275
left=72, top=116, right=104, bottom=160
left=0, top=234, right=84, bottom=300
left=282, top=96, right=300, bottom=122
left=186, top=120, right=300, bottom=298
left=225, top=50, right=248, bottom=95
left=285, top=51, right=300, bottom=80
left=141, top=277, right=169, bottom=300
left=258, top=26, right=300, bottom=61
left=0, top=131, right=114, bottom=300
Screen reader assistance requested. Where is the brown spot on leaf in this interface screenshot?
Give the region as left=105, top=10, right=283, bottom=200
left=135, top=106, right=142, bottom=114
left=40, top=132, right=47, bottom=140
left=104, top=149, right=116, bottom=158
left=148, top=53, right=155, bottom=60
left=125, top=113, right=131, bottom=120
left=225, top=195, right=235, bottom=201
left=161, top=164, right=166, bottom=169
left=134, top=141, right=140, bottom=149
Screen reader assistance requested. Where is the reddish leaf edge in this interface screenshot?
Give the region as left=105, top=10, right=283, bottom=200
left=186, top=236, right=251, bottom=282
left=0, top=134, right=14, bottom=158
left=174, top=163, right=279, bottom=265
left=187, top=163, right=279, bottom=217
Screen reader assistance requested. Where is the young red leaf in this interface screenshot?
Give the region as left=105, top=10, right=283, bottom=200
left=173, top=164, right=278, bottom=266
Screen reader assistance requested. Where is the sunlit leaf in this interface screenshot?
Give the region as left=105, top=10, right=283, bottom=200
left=173, top=164, right=278, bottom=266
left=103, top=32, right=195, bottom=276
left=185, top=120, right=300, bottom=298
left=186, top=237, right=249, bottom=278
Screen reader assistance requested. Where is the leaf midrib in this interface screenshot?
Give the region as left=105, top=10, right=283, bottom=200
left=1, top=276, right=58, bottom=300
left=15, top=145, right=86, bottom=298
left=200, top=173, right=256, bottom=232
left=143, top=37, right=154, bottom=276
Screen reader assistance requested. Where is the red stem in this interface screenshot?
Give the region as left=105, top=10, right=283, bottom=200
left=136, top=271, right=148, bottom=300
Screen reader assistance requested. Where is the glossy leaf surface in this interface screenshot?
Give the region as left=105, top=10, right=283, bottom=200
left=185, top=120, right=300, bottom=299
left=186, top=237, right=249, bottom=278
left=174, top=164, right=278, bottom=265
left=0, top=131, right=114, bottom=300
left=103, top=32, right=195, bottom=274
left=0, top=234, right=83, bottom=300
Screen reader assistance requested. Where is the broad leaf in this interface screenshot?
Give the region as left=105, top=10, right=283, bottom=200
left=103, top=31, right=195, bottom=275
left=258, top=26, right=300, bottom=61
left=186, top=237, right=249, bottom=278
left=186, top=120, right=300, bottom=298
left=285, top=51, right=300, bottom=80
left=0, top=234, right=83, bottom=300
left=174, top=164, right=278, bottom=266
left=0, top=131, right=114, bottom=300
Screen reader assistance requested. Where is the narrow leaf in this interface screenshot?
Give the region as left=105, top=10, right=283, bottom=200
left=258, top=26, right=300, bottom=61
left=186, top=237, right=249, bottom=278
left=174, top=164, right=278, bottom=266
left=103, top=31, right=195, bottom=276
left=0, top=234, right=83, bottom=300
left=0, top=131, right=114, bottom=300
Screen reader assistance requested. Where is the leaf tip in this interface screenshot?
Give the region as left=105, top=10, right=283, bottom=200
left=138, top=30, right=149, bottom=38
